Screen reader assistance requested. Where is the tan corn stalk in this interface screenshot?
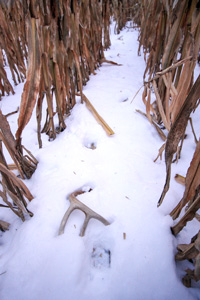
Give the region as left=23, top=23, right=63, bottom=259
left=0, top=110, right=38, bottom=179
left=158, top=74, right=200, bottom=207
left=0, top=141, right=33, bottom=222
left=175, top=231, right=200, bottom=287
left=0, top=1, right=26, bottom=97
left=0, top=1, right=116, bottom=147
left=170, top=140, right=200, bottom=220
left=16, top=17, right=42, bottom=143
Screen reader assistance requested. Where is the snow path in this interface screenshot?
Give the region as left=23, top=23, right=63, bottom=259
left=0, top=25, right=200, bottom=300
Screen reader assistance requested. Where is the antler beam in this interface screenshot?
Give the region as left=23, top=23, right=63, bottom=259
left=58, top=188, right=110, bottom=237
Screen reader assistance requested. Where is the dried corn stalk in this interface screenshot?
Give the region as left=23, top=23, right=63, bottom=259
left=169, top=146, right=200, bottom=286
left=175, top=231, right=200, bottom=287
left=135, top=1, right=200, bottom=206
left=0, top=220, right=10, bottom=232
left=0, top=111, right=36, bottom=224
left=76, top=92, right=115, bottom=136
left=132, top=1, right=200, bottom=287
left=112, top=0, right=135, bottom=34
left=158, top=74, right=200, bottom=207
left=0, top=110, right=38, bottom=179
left=0, top=0, right=116, bottom=227
left=171, top=139, right=200, bottom=220
left=16, top=17, right=41, bottom=143
left=19, top=0, right=113, bottom=146
left=139, top=1, right=200, bottom=133
left=0, top=141, right=34, bottom=222
left=0, top=1, right=26, bottom=98
left=0, top=1, right=115, bottom=147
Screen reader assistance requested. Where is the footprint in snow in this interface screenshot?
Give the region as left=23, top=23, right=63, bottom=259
left=91, top=245, right=111, bottom=269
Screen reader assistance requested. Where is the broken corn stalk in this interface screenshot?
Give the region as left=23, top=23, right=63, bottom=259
left=76, top=92, right=115, bottom=136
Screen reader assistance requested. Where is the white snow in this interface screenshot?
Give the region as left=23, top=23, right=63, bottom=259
left=0, top=23, right=200, bottom=300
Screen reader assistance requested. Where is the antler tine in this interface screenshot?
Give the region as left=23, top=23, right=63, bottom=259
left=58, top=188, right=110, bottom=237
left=58, top=198, right=78, bottom=235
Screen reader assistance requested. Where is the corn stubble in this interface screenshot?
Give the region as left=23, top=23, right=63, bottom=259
left=0, top=1, right=111, bottom=225
left=0, top=0, right=200, bottom=287
left=135, top=0, right=200, bottom=286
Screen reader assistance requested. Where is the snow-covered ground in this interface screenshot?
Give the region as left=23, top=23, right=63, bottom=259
left=0, top=23, right=200, bottom=300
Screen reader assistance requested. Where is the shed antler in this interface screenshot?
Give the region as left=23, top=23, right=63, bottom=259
left=58, top=188, right=110, bottom=237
